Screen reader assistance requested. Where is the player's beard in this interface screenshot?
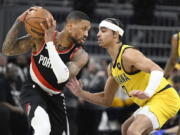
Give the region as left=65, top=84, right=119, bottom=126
left=71, top=37, right=81, bottom=46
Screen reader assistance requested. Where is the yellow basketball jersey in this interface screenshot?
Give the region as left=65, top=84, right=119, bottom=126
left=111, top=45, right=170, bottom=106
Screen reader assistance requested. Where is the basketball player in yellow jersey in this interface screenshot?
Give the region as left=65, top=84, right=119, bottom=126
left=164, top=32, right=180, bottom=79
left=66, top=18, right=180, bottom=135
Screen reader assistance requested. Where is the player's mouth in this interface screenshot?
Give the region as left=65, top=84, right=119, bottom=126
left=79, top=37, right=86, bottom=43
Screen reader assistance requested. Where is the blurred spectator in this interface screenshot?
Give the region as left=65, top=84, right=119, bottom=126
left=16, top=55, right=29, bottom=78
left=15, top=55, right=29, bottom=90
left=0, top=63, right=29, bottom=135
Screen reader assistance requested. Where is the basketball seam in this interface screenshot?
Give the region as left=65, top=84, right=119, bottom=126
left=25, top=17, right=46, bottom=31
left=25, top=22, right=43, bottom=31
left=26, top=17, right=46, bottom=20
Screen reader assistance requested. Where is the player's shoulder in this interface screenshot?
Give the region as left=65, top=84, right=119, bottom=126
left=122, top=46, right=141, bottom=57
left=71, top=46, right=89, bottom=62
left=122, top=45, right=145, bottom=64
left=74, top=46, right=88, bottom=57
left=122, top=44, right=137, bottom=52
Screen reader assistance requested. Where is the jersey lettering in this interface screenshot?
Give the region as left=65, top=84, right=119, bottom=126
left=38, top=55, right=51, bottom=68
left=114, top=73, right=130, bottom=84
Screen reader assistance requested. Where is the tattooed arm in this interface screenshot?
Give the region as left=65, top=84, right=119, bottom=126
left=67, top=48, right=89, bottom=78
left=2, top=7, right=41, bottom=56
left=2, top=20, right=34, bottom=56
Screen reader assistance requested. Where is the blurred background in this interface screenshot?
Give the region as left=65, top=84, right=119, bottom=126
left=0, top=0, right=180, bottom=135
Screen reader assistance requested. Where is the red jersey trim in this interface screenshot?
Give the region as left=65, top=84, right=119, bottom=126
left=32, top=40, right=45, bottom=56
left=70, top=46, right=82, bottom=60
left=31, top=56, right=61, bottom=92
left=57, top=44, right=75, bottom=54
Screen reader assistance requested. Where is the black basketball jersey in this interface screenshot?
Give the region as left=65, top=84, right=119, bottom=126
left=30, top=35, right=82, bottom=94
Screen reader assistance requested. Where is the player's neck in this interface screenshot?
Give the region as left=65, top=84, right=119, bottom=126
left=56, top=31, right=73, bottom=48
left=107, top=42, right=122, bottom=60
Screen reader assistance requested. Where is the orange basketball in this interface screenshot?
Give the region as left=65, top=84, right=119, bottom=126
left=24, top=7, right=53, bottom=38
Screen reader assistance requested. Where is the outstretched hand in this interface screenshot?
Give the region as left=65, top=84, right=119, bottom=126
left=129, top=90, right=150, bottom=99
left=66, top=77, right=83, bottom=97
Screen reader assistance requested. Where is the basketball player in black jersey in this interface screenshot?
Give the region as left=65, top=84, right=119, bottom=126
left=2, top=6, right=91, bottom=135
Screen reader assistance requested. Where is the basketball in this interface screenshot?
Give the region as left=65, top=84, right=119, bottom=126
left=24, top=7, right=53, bottom=38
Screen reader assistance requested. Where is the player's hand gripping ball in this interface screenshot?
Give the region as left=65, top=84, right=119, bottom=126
left=24, top=7, right=53, bottom=38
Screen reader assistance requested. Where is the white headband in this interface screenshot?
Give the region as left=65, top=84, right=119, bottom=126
left=99, top=20, right=124, bottom=36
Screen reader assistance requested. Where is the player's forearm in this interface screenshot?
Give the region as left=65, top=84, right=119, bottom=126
left=66, top=62, right=80, bottom=79
left=2, top=19, right=23, bottom=55
left=79, top=90, right=112, bottom=106
left=46, top=42, right=69, bottom=83
left=164, top=58, right=177, bottom=78
left=144, top=70, right=164, bottom=97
